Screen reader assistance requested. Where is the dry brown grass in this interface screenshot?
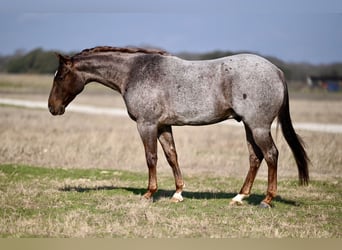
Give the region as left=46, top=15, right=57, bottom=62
left=1, top=105, right=341, bottom=181
left=289, top=99, right=342, bottom=124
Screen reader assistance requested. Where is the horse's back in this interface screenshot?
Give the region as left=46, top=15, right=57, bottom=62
left=125, top=53, right=285, bottom=127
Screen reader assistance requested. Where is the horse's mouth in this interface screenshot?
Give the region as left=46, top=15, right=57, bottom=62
left=49, top=105, right=65, bottom=116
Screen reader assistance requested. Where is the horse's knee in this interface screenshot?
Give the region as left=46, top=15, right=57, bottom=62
left=146, top=152, right=158, bottom=168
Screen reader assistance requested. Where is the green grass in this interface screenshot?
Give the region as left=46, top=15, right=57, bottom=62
left=0, top=164, right=341, bottom=238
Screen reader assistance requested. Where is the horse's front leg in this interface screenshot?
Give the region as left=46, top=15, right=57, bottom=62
left=137, top=122, right=158, bottom=200
left=158, top=125, right=184, bottom=202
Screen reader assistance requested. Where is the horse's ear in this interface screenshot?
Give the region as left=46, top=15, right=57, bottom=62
left=55, top=53, right=72, bottom=65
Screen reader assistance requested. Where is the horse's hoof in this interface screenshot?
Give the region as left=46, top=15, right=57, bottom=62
left=141, top=197, right=153, bottom=204
left=259, top=201, right=271, bottom=208
left=229, top=200, right=243, bottom=206
left=230, top=194, right=249, bottom=206
left=170, top=197, right=181, bottom=203
left=141, top=193, right=153, bottom=202
left=171, top=192, right=184, bottom=202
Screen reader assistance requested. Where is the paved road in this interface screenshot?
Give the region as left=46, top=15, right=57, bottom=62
left=1, top=97, right=342, bottom=134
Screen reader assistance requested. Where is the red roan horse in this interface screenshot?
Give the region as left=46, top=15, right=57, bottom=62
left=48, top=46, right=309, bottom=208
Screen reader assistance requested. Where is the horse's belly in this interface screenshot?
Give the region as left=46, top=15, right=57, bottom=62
left=167, top=101, right=233, bottom=126
left=171, top=114, right=231, bottom=126
left=163, top=83, right=232, bottom=125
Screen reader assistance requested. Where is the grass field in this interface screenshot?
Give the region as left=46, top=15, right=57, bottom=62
left=0, top=164, right=341, bottom=238
left=0, top=74, right=341, bottom=238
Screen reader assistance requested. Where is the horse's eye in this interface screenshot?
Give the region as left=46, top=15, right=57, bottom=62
left=54, top=71, right=63, bottom=81
left=54, top=72, right=66, bottom=81
left=56, top=68, right=71, bottom=81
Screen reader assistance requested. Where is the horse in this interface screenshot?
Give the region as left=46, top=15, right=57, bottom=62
left=48, top=46, right=309, bottom=208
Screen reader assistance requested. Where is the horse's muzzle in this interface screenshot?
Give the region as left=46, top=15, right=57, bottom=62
left=48, top=105, right=65, bottom=116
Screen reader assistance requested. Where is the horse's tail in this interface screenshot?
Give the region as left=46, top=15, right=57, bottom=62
left=278, top=74, right=310, bottom=185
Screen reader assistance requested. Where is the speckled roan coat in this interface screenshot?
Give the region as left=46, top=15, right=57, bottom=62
left=48, top=46, right=309, bottom=208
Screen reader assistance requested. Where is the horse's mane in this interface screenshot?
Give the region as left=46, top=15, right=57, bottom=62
left=75, top=46, right=170, bottom=57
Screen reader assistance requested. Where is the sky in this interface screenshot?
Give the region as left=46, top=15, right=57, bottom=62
left=0, top=0, right=341, bottom=64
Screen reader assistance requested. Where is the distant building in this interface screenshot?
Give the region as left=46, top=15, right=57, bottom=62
left=307, top=76, right=342, bottom=92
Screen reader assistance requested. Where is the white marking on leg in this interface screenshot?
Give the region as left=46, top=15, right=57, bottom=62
left=232, top=194, right=249, bottom=203
left=172, top=192, right=183, bottom=202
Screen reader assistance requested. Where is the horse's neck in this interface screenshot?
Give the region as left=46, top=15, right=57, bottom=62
left=75, top=53, right=134, bottom=94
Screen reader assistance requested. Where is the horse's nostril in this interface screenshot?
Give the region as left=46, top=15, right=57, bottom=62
left=59, top=105, right=65, bottom=115
left=48, top=105, right=54, bottom=114
left=48, top=105, right=62, bottom=115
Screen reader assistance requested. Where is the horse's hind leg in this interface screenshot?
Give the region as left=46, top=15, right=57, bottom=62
left=158, top=125, right=185, bottom=202
left=252, top=127, right=279, bottom=208
left=230, top=123, right=264, bottom=206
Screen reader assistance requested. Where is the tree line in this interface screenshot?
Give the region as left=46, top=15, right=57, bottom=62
left=0, top=48, right=62, bottom=74
left=0, top=47, right=341, bottom=82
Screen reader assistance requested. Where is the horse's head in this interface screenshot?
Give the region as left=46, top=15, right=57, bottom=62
left=48, top=54, right=85, bottom=115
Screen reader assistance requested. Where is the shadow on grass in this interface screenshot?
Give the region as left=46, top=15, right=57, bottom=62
left=59, top=185, right=300, bottom=207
